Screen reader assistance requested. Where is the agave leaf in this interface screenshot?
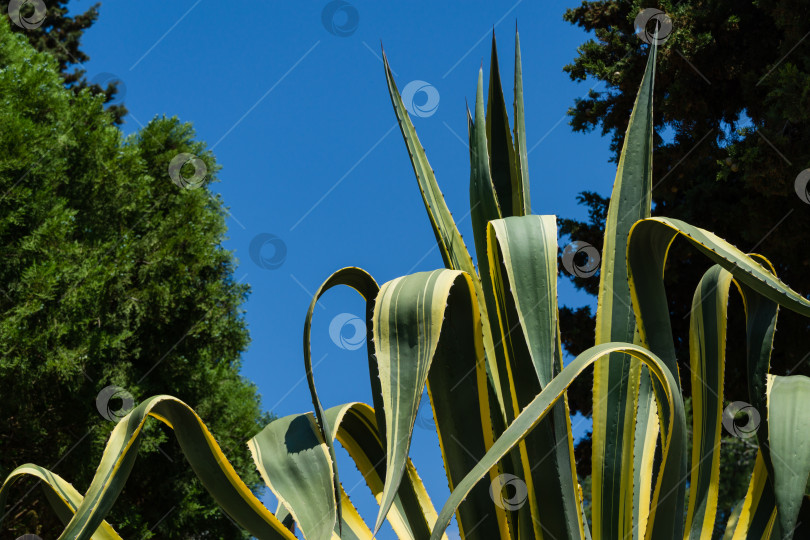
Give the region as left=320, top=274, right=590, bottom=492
left=50, top=396, right=296, bottom=540
left=468, top=67, right=514, bottom=459
left=372, top=269, right=505, bottom=540
left=249, top=413, right=337, bottom=540
left=765, top=375, right=810, bottom=538
left=485, top=34, right=520, bottom=217
left=303, top=266, right=380, bottom=534
left=324, top=402, right=444, bottom=540
left=626, top=217, right=810, bottom=537
left=337, top=483, right=375, bottom=540
left=726, top=451, right=777, bottom=539
left=486, top=215, right=582, bottom=538
left=275, top=501, right=295, bottom=532
left=683, top=265, right=734, bottom=540
left=384, top=51, right=507, bottom=422
left=264, top=442, right=374, bottom=540
left=591, top=39, right=657, bottom=540
left=429, top=342, right=686, bottom=540
left=513, top=28, right=530, bottom=215
left=0, top=464, right=122, bottom=539
left=721, top=500, right=743, bottom=540
left=626, top=217, right=810, bottom=372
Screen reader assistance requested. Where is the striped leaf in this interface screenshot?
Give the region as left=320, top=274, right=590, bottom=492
left=485, top=34, right=520, bottom=217
left=429, top=342, right=686, bottom=540
left=0, top=464, right=121, bottom=539
left=486, top=215, right=582, bottom=539
left=726, top=451, right=777, bottom=539
left=52, top=396, right=296, bottom=540
left=591, top=39, right=657, bottom=540
left=249, top=413, right=337, bottom=540
left=765, top=375, right=810, bottom=538
left=302, top=266, right=380, bottom=533
left=372, top=269, right=505, bottom=540
left=384, top=52, right=507, bottom=422
left=324, top=402, right=444, bottom=540
left=512, top=28, right=530, bottom=215
left=684, top=265, right=734, bottom=539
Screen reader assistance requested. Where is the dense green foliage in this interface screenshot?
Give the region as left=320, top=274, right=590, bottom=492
left=559, top=0, right=810, bottom=412
left=0, top=18, right=268, bottom=538
left=0, top=0, right=126, bottom=122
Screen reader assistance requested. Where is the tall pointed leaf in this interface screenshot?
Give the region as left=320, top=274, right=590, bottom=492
left=485, top=34, right=520, bottom=217
left=591, top=41, right=657, bottom=540
left=486, top=215, right=583, bottom=539
left=384, top=52, right=507, bottom=421
left=513, top=28, right=531, bottom=215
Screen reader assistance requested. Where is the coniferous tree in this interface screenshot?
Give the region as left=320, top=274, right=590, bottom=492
left=0, top=18, right=266, bottom=538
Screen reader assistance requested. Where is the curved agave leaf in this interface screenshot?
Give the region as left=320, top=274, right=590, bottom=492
left=765, top=375, right=810, bottom=538
left=429, top=342, right=687, bottom=540
left=727, top=451, right=777, bottom=539
left=627, top=217, right=810, bottom=538
left=249, top=413, right=337, bottom=540
left=721, top=500, right=743, bottom=540
left=0, top=464, right=121, bottom=539
left=383, top=51, right=508, bottom=422
left=591, top=39, right=657, bottom=540
left=337, top=482, right=375, bottom=540
left=681, top=257, right=776, bottom=539
left=627, top=217, right=810, bottom=379
left=324, top=402, right=446, bottom=540
left=486, top=214, right=582, bottom=539
left=251, top=423, right=375, bottom=540
left=51, top=396, right=296, bottom=540
left=303, top=266, right=380, bottom=533
left=372, top=269, right=505, bottom=540
left=684, top=265, right=735, bottom=539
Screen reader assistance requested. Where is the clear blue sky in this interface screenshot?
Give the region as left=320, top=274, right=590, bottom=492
left=72, top=1, right=618, bottom=537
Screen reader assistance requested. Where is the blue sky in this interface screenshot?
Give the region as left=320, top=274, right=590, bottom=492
left=72, top=0, right=619, bottom=536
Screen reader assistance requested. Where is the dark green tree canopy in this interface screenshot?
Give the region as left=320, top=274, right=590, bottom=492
left=1, top=0, right=126, bottom=122
left=0, top=18, right=267, bottom=538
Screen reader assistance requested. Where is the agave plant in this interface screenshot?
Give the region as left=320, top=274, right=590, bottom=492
left=3, top=30, right=810, bottom=540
